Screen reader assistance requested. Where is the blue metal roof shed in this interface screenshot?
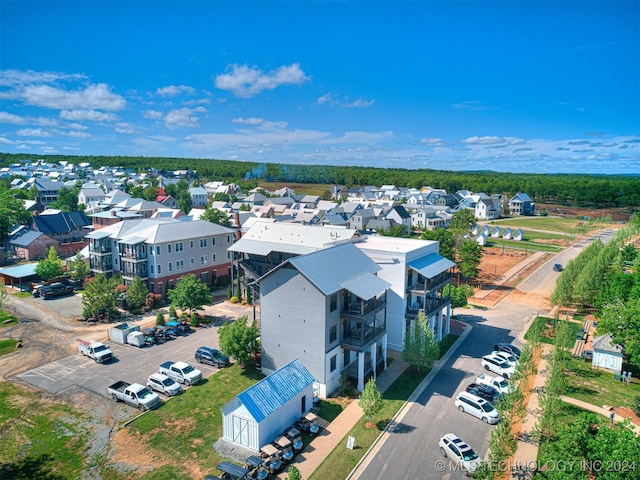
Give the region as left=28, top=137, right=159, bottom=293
left=0, top=263, right=40, bottom=291
left=221, top=358, right=315, bottom=452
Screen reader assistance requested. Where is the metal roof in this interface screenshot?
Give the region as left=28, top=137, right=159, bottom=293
left=9, top=231, right=44, bottom=247
left=340, top=272, right=391, bottom=301
left=237, top=358, right=314, bottom=423
left=228, top=239, right=315, bottom=256
left=592, top=333, right=624, bottom=354
left=408, top=253, right=456, bottom=279
left=287, top=243, right=381, bottom=295
left=85, top=229, right=112, bottom=239
left=0, top=263, right=38, bottom=279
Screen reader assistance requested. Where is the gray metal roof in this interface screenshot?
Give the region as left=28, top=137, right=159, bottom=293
left=287, top=243, right=381, bottom=295
left=228, top=223, right=356, bottom=255
left=0, top=263, right=38, bottom=279
left=236, top=358, right=314, bottom=423
left=408, top=253, right=456, bottom=279
left=10, top=231, right=44, bottom=247
left=341, top=272, right=391, bottom=300
left=592, top=333, right=624, bottom=354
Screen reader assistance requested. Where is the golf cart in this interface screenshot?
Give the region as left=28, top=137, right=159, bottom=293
left=259, top=444, right=282, bottom=474
left=142, top=327, right=159, bottom=345
left=243, top=455, right=269, bottom=480
left=166, top=320, right=190, bottom=335
left=273, top=435, right=294, bottom=463
left=284, top=427, right=303, bottom=452
left=297, top=412, right=320, bottom=436
left=216, top=461, right=250, bottom=480
left=154, top=325, right=173, bottom=341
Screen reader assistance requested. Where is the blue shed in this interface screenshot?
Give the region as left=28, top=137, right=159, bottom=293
left=221, top=358, right=315, bottom=451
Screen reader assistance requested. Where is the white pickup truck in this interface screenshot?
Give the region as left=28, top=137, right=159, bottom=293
left=159, top=361, right=202, bottom=386
left=77, top=339, right=114, bottom=363
left=476, top=373, right=510, bottom=394
left=107, top=381, right=162, bottom=411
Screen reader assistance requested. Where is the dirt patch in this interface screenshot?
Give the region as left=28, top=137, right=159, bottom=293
left=478, top=247, right=533, bottom=282
left=614, top=407, right=640, bottom=428
left=536, top=203, right=634, bottom=222
left=111, top=428, right=165, bottom=473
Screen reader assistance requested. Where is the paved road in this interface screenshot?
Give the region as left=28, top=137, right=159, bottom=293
left=355, top=230, right=616, bottom=480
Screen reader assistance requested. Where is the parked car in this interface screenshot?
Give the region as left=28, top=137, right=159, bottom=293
left=476, top=374, right=511, bottom=395
left=244, top=455, right=269, bottom=480
left=482, top=354, right=515, bottom=379
left=159, top=361, right=203, bottom=386
left=493, top=343, right=521, bottom=359
left=455, top=391, right=500, bottom=424
left=107, top=381, right=162, bottom=411
left=195, top=346, right=230, bottom=368
left=439, top=433, right=481, bottom=476
left=41, top=282, right=74, bottom=299
left=553, top=263, right=563, bottom=272
left=146, top=373, right=183, bottom=396
left=77, top=339, right=114, bottom=363
left=492, top=350, right=519, bottom=367
left=166, top=320, right=190, bottom=335
left=465, top=382, right=501, bottom=404
left=127, top=331, right=146, bottom=348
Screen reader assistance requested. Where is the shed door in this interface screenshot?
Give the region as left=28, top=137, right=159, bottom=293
left=232, top=415, right=249, bottom=446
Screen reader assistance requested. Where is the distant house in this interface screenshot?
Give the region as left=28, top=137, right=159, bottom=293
left=502, top=227, right=513, bottom=239
left=30, top=211, right=91, bottom=244
left=474, top=232, right=488, bottom=246
left=475, top=197, right=501, bottom=220
left=509, top=193, right=535, bottom=216
left=384, top=206, right=411, bottom=233
left=189, top=187, right=208, bottom=208
left=490, top=226, right=502, bottom=238
left=221, top=358, right=315, bottom=452
left=592, top=333, right=624, bottom=373
left=9, top=230, right=59, bottom=261
left=513, top=229, right=525, bottom=241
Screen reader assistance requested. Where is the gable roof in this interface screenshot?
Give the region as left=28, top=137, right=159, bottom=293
left=236, top=358, right=314, bottom=423
left=32, top=211, right=91, bottom=235
left=592, top=333, right=624, bottom=354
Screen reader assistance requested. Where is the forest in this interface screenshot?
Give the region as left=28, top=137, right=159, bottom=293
left=1, top=152, right=639, bottom=209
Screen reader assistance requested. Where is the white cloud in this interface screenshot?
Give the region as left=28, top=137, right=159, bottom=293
left=0, top=69, right=87, bottom=87
left=65, top=130, right=91, bottom=138
left=420, top=137, right=445, bottom=147
left=156, top=85, right=196, bottom=97
left=16, top=144, right=30, bottom=149
left=17, top=128, right=51, bottom=137
left=0, top=112, right=26, bottom=124
left=452, top=101, right=498, bottom=111
left=63, top=146, right=80, bottom=150
left=115, top=123, right=135, bottom=134
left=0, top=137, right=14, bottom=144
left=143, top=110, right=165, bottom=120
left=21, top=83, right=126, bottom=111
left=460, top=136, right=506, bottom=145
left=163, top=107, right=206, bottom=128
left=233, top=117, right=265, bottom=125
left=0, top=111, right=58, bottom=126
left=214, top=63, right=310, bottom=98
left=316, top=93, right=374, bottom=108
left=60, top=109, right=118, bottom=122
left=326, top=131, right=393, bottom=144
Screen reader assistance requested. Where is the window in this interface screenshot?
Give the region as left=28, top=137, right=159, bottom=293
left=190, top=257, right=194, bottom=266
left=168, top=280, right=174, bottom=289
left=200, top=238, right=207, bottom=248
left=330, top=325, right=337, bottom=343
left=212, top=270, right=217, bottom=281
left=157, top=265, right=162, bottom=274
left=167, top=244, right=172, bottom=253
left=176, top=260, right=184, bottom=270
left=227, top=235, right=231, bottom=243
left=190, top=240, right=194, bottom=248
left=211, top=237, right=215, bottom=246
left=150, top=265, right=154, bottom=274
left=201, top=272, right=209, bottom=283
left=212, top=254, right=216, bottom=262
left=330, top=355, right=337, bottom=372
left=149, top=282, right=155, bottom=293
left=168, top=262, right=173, bottom=272
left=201, top=255, right=207, bottom=265
left=227, top=251, right=231, bottom=260
left=156, top=246, right=160, bottom=255
left=330, top=294, right=337, bottom=312
left=176, top=242, right=183, bottom=252
left=157, top=282, right=163, bottom=293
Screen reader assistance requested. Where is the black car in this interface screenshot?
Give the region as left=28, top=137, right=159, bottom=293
left=41, top=282, right=74, bottom=299
left=195, top=346, right=230, bottom=368
left=493, top=343, right=521, bottom=359
left=465, top=382, right=501, bottom=404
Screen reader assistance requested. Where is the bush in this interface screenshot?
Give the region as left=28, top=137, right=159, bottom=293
left=632, top=395, right=640, bottom=417
left=169, top=305, right=177, bottom=319
left=190, top=314, right=201, bottom=327
left=156, top=311, right=165, bottom=326
left=230, top=296, right=239, bottom=304
left=146, top=293, right=162, bottom=309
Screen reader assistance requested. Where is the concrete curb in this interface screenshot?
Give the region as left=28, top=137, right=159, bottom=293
left=346, top=321, right=473, bottom=480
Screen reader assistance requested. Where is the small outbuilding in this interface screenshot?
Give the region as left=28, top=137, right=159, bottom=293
left=222, top=358, right=315, bottom=452
left=591, top=333, right=624, bottom=373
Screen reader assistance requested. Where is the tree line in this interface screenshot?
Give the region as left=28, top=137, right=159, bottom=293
left=2, top=152, right=639, bottom=208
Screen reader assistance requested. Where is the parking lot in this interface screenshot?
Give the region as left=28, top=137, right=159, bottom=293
left=17, top=320, right=232, bottom=399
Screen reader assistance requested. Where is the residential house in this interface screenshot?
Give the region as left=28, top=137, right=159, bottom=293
left=85, top=218, right=236, bottom=295
left=348, top=208, right=376, bottom=231
left=78, top=184, right=106, bottom=209
left=221, top=358, right=315, bottom=452
left=30, top=211, right=91, bottom=246
left=475, top=197, right=501, bottom=220
left=157, top=195, right=179, bottom=209
left=9, top=230, right=59, bottom=261
left=435, top=194, right=459, bottom=208
left=257, top=242, right=391, bottom=397
left=31, top=178, right=63, bottom=205
left=509, top=193, right=535, bottom=216
left=189, top=187, right=209, bottom=208
left=384, top=205, right=411, bottom=233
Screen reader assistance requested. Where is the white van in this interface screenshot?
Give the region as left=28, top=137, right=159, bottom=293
left=455, top=391, right=500, bottom=424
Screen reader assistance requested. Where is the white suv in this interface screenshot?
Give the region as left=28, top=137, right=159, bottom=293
left=482, top=354, right=515, bottom=379
left=438, top=433, right=481, bottom=476
left=492, top=350, right=519, bottom=367
left=146, top=373, right=183, bottom=396
left=455, top=391, right=500, bottom=424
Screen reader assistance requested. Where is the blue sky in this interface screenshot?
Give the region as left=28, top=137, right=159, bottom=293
left=1, top=1, right=638, bottom=174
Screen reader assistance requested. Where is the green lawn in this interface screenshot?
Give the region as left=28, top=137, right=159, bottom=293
left=487, top=238, right=563, bottom=253
left=0, top=382, right=90, bottom=479
left=486, top=216, right=597, bottom=232
left=564, top=357, right=640, bottom=408
left=309, top=333, right=460, bottom=480
left=0, top=309, right=19, bottom=328
left=0, top=339, right=17, bottom=356
left=524, top=317, right=581, bottom=348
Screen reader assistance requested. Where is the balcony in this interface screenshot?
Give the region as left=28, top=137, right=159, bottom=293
left=406, top=296, right=451, bottom=319
left=342, top=356, right=385, bottom=381
left=120, top=260, right=148, bottom=280
left=408, top=271, right=451, bottom=294
left=90, top=242, right=112, bottom=254
left=90, top=257, right=113, bottom=274
left=119, top=248, right=147, bottom=260
left=341, top=297, right=386, bottom=319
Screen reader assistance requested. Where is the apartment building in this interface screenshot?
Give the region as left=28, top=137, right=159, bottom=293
left=85, top=218, right=235, bottom=295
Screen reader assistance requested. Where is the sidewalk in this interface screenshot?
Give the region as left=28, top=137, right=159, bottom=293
left=283, top=350, right=410, bottom=480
